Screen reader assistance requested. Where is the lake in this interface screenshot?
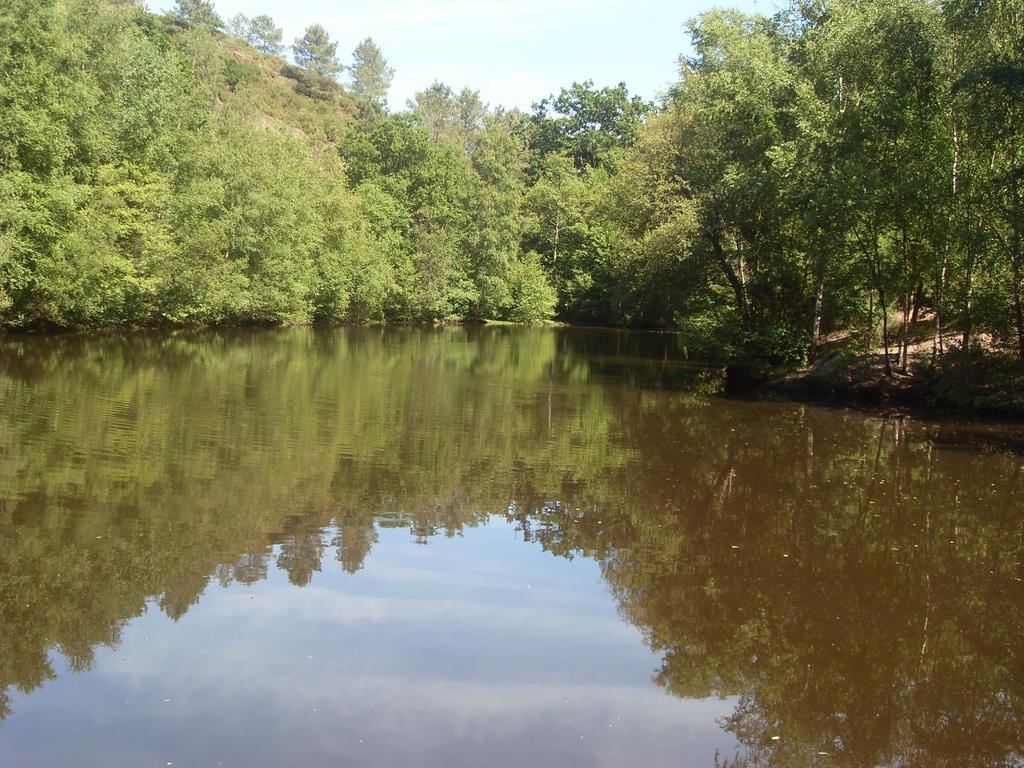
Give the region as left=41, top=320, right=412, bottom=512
left=1, top=326, right=1022, bottom=767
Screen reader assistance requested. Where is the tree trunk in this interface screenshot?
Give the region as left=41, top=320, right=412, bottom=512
left=934, top=258, right=947, bottom=363
left=1012, top=249, right=1024, bottom=360
left=962, top=249, right=975, bottom=351
left=810, top=268, right=826, bottom=361
left=899, top=227, right=914, bottom=372
left=552, top=215, right=560, bottom=302
left=905, top=279, right=924, bottom=370
left=901, top=301, right=911, bottom=372
left=866, top=289, right=874, bottom=354
left=910, top=281, right=924, bottom=326
left=946, top=72, right=957, bottom=360
left=879, top=282, right=892, bottom=377
left=865, top=227, right=892, bottom=376
left=1013, top=188, right=1024, bottom=360
left=708, top=232, right=747, bottom=321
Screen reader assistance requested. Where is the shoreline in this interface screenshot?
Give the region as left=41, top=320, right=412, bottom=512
left=3, top=323, right=1022, bottom=423
left=750, top=350, right=1024, bottom=423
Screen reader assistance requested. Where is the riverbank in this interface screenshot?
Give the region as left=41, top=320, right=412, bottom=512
left=761, top=348, right=1024, bottom=421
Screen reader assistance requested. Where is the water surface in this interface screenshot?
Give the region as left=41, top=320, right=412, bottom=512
left=1, top=327, right=1022, bottom=767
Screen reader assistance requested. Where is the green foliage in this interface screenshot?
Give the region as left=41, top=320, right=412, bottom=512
left=227, top=13, right=283, bottom=56
left=0, top=1, right=393, bottom=329
left=341, top=111, right=555, bottom=324
left=408, top=81, right=486, bottom=153
left=530, top=80, right=651, bottom=171
left=586, top=0, right=1024, bottom=373
left=348, top=37, right=394, bottom=109
left=463, top=114, right=531, bottom=319
left=172, top=0, right=221, bottom=29
left=508, top=251, right=557, bottom=322
left=2, top=0, right=1023, bottom=355
left=292, top=23, right=341, bottom=79
left=524, top=153, right=618, bottom=321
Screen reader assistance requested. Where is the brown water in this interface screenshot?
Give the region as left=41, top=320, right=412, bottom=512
left=0, top=326, right=1022, bottom=768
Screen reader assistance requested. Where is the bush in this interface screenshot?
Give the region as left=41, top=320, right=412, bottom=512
left=508, top=252, right=556, bottom=324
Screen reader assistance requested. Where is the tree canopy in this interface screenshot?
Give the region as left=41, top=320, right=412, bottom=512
left=227, top=13, right=283, bottom=55
left=349, top=37, right=395, bottom=108
left=172, top=0, right=221, bottom=28
left=292, top=23, right=341, bottom=79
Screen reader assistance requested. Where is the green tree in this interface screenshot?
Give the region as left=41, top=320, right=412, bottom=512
left=665, top=10, right=806, bottom=362
left=944, top=0, right=1024, bottom=358
left=172, top=0, right=222, bottom=29
left=292, top=24, right=341, bottom=79
left=227, top=13, right=283, bottom=56
left=408, top=81, right=486, bottom=153
left=811, top=0, right=947, bottom=373
left=464, top=113, right=533, bottom=320
left=524, top=152, right=617, bottom=321
left=530, top=80, right=651, bottom=171
left=341, top=114, right=478, bottom=321
left=508, top=250, right=556, bottom=322
left=349, top=37, right=394, bottom=109
left=605, top=111, right=705, bottom=329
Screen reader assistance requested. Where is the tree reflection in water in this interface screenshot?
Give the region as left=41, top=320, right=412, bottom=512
left=0, top=327, right=1022, bottom=766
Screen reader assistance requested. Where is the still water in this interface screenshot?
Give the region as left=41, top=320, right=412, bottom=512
left=0, top=327, right=1022, bottom=767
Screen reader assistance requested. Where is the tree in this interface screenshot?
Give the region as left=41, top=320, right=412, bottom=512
left=227, top=13, right=283, bottom=56
left=530, top=80, right=651, bottom=171
left=663, top=10, right=807, bottom=362
left=812, top=0, right=947, bottom=373
left=407, top=81, right=487, bottom=152
left=226, top=13, right=249, bottom=41
left=605, top=111, right=706, bottom=329
left=349, top=37, right=394, bottom=108
left=524, top=152, right=617, bottom=320
left=340, top=114, right=479, bottom=321
left=172, top=0, right=222, bottom=29
left=508, top=251, right=556, bottom=322
left=292, top=24, right=341, bottom=79
left=463, top=113, right=538, bottom=320
left=944, top=0, right=1024, bottom=358
left=250, top=15, right=284, bottom=56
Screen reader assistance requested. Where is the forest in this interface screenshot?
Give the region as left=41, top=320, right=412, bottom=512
left=1, top=0, right=1023, bottom=373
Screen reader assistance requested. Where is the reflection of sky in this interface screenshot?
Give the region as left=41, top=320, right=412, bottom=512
left=0, top=521, right=738, bottom=767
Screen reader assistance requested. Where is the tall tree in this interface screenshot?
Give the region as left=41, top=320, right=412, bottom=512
left=815, top=0, right=947, bottom=373
left=463, top=113, right=543, bottom=320
left=349, top=37, right=394, bottom=108
left=944, top=0, right=1024, bottom=358
left=227, top=13, right=283, bottom=56
left=408, top=81, right=486, bottom=152
left=172, top=0, right=222, bottom=29
left=226, top=13, right=250, bottom=41
left=666, top=10, right=804, bottom=361
left=249, top=15, right=284, bottom=56
left=292, top=24, right=341, bottom=79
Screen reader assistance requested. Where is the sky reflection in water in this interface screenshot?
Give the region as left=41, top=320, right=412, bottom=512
left=1, top=327, right=1023, bottom=767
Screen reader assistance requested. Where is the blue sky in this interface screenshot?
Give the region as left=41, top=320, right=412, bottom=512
left=150, top=0, right=776, bottom=110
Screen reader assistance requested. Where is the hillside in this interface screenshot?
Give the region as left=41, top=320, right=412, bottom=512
left=0, top=0, right=560, bottom=329
left=198, top=32, right=355, bottom=147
